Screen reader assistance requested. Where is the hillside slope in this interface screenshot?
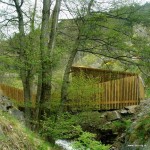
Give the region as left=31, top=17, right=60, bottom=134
left=0, top=110, right=51, bottom=150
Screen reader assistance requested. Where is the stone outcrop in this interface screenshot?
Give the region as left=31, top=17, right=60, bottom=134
left=120, top=99, right=150, bottom=150
left=106, top=111, right=121, bottom=121
left=0, top=95, right=24, bottom=122
left=124, top=105, right=139, bottom=114
left=77, top=101, right=150, bottom=150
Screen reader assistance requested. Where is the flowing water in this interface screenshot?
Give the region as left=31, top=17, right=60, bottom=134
left=55, top=139, right=75, bottom=150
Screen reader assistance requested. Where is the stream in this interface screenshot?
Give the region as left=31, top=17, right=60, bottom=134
left=55, top=139, right=75, bottom=150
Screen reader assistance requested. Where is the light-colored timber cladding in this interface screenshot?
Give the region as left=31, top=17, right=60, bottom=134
left=65, top=66, right=145, bottom=110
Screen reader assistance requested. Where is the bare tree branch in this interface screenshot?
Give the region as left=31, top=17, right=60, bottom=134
left=0, top=0, right=15, bottom=7
left=19, top=0, right=24, bottom=8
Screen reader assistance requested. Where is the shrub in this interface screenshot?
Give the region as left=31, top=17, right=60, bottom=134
left=75, top=111, right=103, bottom=131
left=73, top=131, right=110, bottom=150
left=40, top=113, right=82, bottom=140
left=68, top=74, right=101, bottom=111
left=134, top=114, right=150, bottom=141
left=111, top=119, right=132, bottom=133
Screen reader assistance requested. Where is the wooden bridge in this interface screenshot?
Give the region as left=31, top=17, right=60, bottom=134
left=0, top=84, right=36, bottom=107
left=65, top=66, right=145, bottom=110
left=0, top=66, right=145, bottom=110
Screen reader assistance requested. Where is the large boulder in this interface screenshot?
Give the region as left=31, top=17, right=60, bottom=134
left=8, top=108, right=24, bottom=122
left=124, top=105, right=139, bottom=114
left=120, top=109, right=128, bottom=115
left=106, top=111, right=121, bottom=121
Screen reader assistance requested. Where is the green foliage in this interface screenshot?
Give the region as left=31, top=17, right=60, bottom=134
left=73, top=131, right=110, bottom=150
left=40, top=112, right=110, bottom=149
left=74, top=111, right=103, bottom=131
left=111, top=119, right=132, bottom=133
left=40, top=113, right=82, bottom=140
left=133, top=114, right=150, bottom=142
left=69, top=73, right=99, bottom=96
left=68, top=74, right=101, bottom=110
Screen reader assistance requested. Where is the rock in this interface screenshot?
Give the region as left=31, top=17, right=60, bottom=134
left=0, top=105, right=7, bottom=111
left=8, top=108, right=24, bottom=122
left=124, top=105, right=138, bottom=114
left=0, top=95, right=14, bottom=112
left=111, top=142, right=122, bottom=150
left=100, top=112, right=107, bottom=118
left=120, top=109, right=128, bottom=115
left=0, top=95, right=24, bottom=122
left=106, top=111, right=121, bottom=121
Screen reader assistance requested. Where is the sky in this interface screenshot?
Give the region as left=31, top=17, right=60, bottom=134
left=1, top=0, right=150, bottom=38
left=136, top=0, right=150, bottom=4
left=28, top=0, right=150, bottom=19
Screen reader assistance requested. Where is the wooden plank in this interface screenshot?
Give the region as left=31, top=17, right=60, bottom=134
left=120, top=78, right=123, bottom=109
left=133, top=76, right=137, bottom=104
left=98, top=83, right=101, bottom=109
left=108, top=81, right=110, bottom=109
left=128, top=76, right=131, bottom=106
left=111, top=80, right=114, bottom=109
left=117, top=75, right=120, bottom=109
left=136, top=76, right=139, bottom=105
left=99, top=100, right=137, bottom=104
left=126, top=75, right=129, bottom=107
left=132, top=76, right=135, bottom=105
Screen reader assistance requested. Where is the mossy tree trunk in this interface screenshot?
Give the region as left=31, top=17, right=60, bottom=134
left=37, top=0, right=61, bottom=120
left=60, top=0, right=94, bottom=113
left=13, top=0, right=32, bottom=127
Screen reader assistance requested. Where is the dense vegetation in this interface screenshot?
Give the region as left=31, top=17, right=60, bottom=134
left=0, top=0, right=150, bottom=149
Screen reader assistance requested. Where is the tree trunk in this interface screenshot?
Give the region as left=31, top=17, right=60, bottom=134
left=37, top=0, right=61, bottom=121
left=23, top=75, right=32, bottom=127
left=60, top=0, right=94, bottom=113
left=13, top=0, right=32, bottom=127
left=37, top=0, right=51, bottom=119
left=60, top=38, right=80, bottom=111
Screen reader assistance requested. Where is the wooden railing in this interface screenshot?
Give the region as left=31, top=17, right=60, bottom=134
left=0, top=84, right=36, bottom=107
left=0, top=75, right=145, bottom=110
left=66, top=75, right=145, bottom=110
